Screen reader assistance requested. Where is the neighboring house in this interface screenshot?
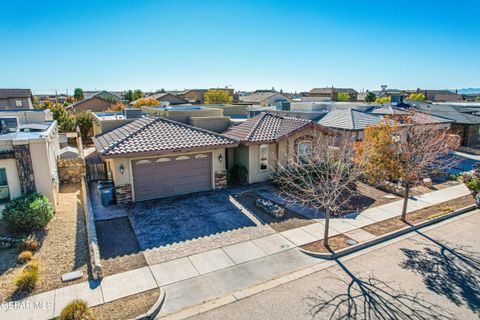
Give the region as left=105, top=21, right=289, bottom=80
left=0, top=115, right=60, bottom=210
left=419, top=90, right=463, bottom=102
left=0, top=89, right=34, bottom=110
left=83, top=91, right=124, bottom=100
left=317, top=108, right=384, bottom=141
left=223, top=112, right=333, bottom=184
left=308, top=87, right=358, bottom=102
left=69, top=90, right=125, bottom=112
left=238, top=92, right=290, bottom=107
left=130, top=92, right=188, bottom=106
left=412, top=103, right=480, bottom=147
left=172, top=89, right=208, bottom=104
left=92, top=117, right=238, bottom=202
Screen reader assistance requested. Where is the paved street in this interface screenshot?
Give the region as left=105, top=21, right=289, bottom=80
left=188, top=211, right=480, bottom=320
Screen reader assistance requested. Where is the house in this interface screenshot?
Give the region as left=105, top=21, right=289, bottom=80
left=0, top=114, right=60, bottom=210
left=83, top=91, right=125, bottom=100
left=317, top=109, right=384, bottom=141
left=69, top=90, right=125, bottom=112
left=0, top=89, right=34, bottom=110
left=419, top=90, right=463, bottom=102
left=92, top=117, right=238, bottom=202
left=130, top=93, right=188, bottom=106
left=223, top=112, right=333, bottom=184
left=308, top=87, right=358, bottom=102
left=238, top=92, right=290, bottom=107
left=412, top=103, right=480, bottom=147
left=70, top=91, right=124, bottom=112
left=172, top=89, right=208, bottom=104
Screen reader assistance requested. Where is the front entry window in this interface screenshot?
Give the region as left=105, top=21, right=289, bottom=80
left=0, top=168, right=10, bottom=203
left=259, top=144, right=268, bottom=171
left=298, top=141, right=312, bottom=160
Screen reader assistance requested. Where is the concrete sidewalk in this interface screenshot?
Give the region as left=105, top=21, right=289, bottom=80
left=0, top=184, right=471, bottom=320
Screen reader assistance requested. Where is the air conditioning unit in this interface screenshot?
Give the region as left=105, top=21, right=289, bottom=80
left=0, top=116, right=19, bottom=134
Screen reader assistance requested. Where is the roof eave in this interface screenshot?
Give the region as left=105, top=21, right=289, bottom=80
left=98, top=142, right=239, bottom=159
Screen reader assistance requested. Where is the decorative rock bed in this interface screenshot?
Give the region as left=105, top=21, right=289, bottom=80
left=0, top=236, right=22, bottom=249
left=256, top=198, right=285, bottom=218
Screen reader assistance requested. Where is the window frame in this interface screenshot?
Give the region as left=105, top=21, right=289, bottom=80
left=0, top=168, right=10, bottom=203
left=297, top=140, right=313, bottom=161
left=259, top=144, right=269, bottom=172
left=15, top=99, right=23, bottom=107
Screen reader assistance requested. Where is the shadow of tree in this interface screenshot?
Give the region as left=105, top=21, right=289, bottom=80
left=400, top=230, right=480, bottom=314
left=307, top=259, right=452, bottom=320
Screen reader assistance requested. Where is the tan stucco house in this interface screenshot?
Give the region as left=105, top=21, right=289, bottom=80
left=0, top=116, right=60, bottom=211
left=69, top=91, right=125, bottom=112
left=223, top=113, right=333, bottom=184
left=93, top=116, right=238, bottom=203
left=0, top=89, right=34, bottom=110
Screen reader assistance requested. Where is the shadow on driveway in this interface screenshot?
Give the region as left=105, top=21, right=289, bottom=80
left=128, top=190, right=257, bottom=250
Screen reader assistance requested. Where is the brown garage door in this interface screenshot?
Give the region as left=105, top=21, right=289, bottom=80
left=132, top=153, right=212, bottom=201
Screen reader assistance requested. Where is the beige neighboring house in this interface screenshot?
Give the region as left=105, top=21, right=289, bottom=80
left=238, top=92, right=290, bottom=107
left=309, top=87, right=358, bottom=102
left=0, top=115, right=60, bottom=212
left=93, top=117, right=238, bottom=203
left=0, top=89, right=34, bottom=110
left=223, top=112, right=333, bottom=184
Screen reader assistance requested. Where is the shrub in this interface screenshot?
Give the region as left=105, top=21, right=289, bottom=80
left=229, top=165, right=248, bottom=186
left=25, top=260, right=39, bottom=272
left=59, top=300, right=96, bottom=320
left=465, top=177, right=480, bottom=194
left=14, top=267, right=39, bottom=292
left=20, top=238, right=39, bottom=252
left=3, top=193, right=54, bottom=233
left=18, top=251, right=33, bottom=263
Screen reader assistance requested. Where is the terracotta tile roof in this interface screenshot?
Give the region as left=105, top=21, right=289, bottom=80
left=223, top=112, right=329, bottom=144
left=93, top=116, right=238, bottom=157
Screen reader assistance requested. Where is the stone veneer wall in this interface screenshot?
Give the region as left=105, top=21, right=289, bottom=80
left=214, top=171, right=227, bottom=189
left=13, top=144, right=36, bottom=194
left=115, top=184, right=132, bottom=204
left=58, top=158, right=86, bottom=184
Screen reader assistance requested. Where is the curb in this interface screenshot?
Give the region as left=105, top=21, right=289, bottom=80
left=134, top=289, right=166, bottom=320
left=299, top=204, right=477, bottom=260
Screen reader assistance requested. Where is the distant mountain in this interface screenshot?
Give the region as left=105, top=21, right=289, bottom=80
left=455, top=88, right=480, bottom=94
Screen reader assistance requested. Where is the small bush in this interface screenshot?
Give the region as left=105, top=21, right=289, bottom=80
left=18, top=251, right=33, bottom=263
left=25, top=260, right=39, bottom=272
left=20, top=238, right=39, bottom=252
left=3, top=193, right=54, bottom=233
left=14, top=267, right=39, bottom=292
left=465, top=177, right=480, bottom=194
left=229, top=165, right=248, bottom=186
left=59, top=300, right=96, bottom=320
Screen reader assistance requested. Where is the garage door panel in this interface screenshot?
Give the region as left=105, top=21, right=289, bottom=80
left=132, top=153, right=212, bottom=201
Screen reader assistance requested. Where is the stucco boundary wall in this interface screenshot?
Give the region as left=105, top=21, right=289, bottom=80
left=80, top=177, right=103, bottom=279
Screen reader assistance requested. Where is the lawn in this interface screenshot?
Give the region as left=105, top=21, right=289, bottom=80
left=0, top=184, right=89, bottom=302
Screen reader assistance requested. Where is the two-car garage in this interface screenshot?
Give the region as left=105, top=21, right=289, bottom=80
left=131, top=153, right=213, bottom=201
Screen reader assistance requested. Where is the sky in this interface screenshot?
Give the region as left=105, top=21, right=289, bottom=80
left=1, top=0, right=479, bottom=94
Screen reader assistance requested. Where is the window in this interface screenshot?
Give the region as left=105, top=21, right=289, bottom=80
left=297, top=141, right=312, bottom=160
left=15, top=99, right=23, bottom=107
left=0, top=168, right=10, bottom=203
left=259, top=144, right=268, bottom=171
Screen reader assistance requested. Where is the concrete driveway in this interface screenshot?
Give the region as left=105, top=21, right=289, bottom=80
left=127, top=190, right=275, bottom=264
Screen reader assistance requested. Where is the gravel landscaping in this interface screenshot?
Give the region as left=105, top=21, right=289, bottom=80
left=362, top=194, right=475, bottom=236
left=91, top=288, right=160, bottom=320
left=0, top=184, right=89, bottom=302
left=300, top=234, right=355, bottom=253
left=234, top=192, right=315, bottom=232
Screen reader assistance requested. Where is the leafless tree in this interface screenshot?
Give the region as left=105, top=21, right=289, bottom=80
left=272, top=134, right=363, bottom=248
left=393, top=114, right=457, bottom=221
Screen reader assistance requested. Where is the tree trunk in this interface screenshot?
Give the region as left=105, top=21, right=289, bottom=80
left=401, top=184, right=410, bottom=222
left=323, top=209, right=330, bottom=248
